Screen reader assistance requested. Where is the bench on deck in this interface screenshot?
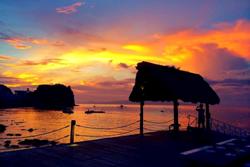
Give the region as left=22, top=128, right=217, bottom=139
left=169, top=123, right=181, bottom=131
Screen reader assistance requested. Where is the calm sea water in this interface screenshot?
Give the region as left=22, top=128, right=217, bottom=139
left=0, top=104, right=249, bottom=151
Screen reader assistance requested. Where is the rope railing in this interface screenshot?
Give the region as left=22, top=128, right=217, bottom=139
left=144, top=127, right=166, bottom=131
left=76, top=128, right=139, bottom=138
left=54, top=135, right=70, bottom=142
left=76, top=120, right=139, bottom=130
left=187, top=114, right=250, bottom=138
left=0, top=125, right=70, bottom=140
left=144, top=119, right=173, bottom=124
left=144, top=119, right=173, bottom=131
left=210, top=118, right=250, bottom=137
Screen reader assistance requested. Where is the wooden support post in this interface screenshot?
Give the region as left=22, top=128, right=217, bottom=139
left=205, top=103, right=211, bottom=130
left=70, top=120, right=76, bottom=144
left=173, top=100, right=179, bottom=131
left=140, top=101, right=144, bottom=136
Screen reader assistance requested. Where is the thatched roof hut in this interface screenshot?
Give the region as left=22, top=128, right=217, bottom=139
left=129, top=61, right=220, bottom=104
left=129, top=61, right=220, bottom=133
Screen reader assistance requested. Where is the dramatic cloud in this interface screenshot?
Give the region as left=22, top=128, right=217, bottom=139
left=0, top=32, right=30, bottom=49
left=56, top=2, right=84, bottom=14
left=120, top=19, right=250, bottom=80
left=5, top=38, right=32, bottom=49
left=0, top=30, right=66, bottom=49
left=154, top=19, right=250, bottom=61
left=0, top=74, right=31, bottom=88
left=19, top=58, right=63, bottom=66
left=181, top=43, right=249, bottom=79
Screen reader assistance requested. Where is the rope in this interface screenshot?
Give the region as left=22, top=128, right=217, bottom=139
left=144, top=127, right=158, bottom=131
left=54, top=135, right=69, bottom=142
left=144, top=119, right=173, bottom=124
left=0, top=125, right=69, bottom=140
left=212, top=119, right=247, bottom=131
left=76, top=121, right=139, bottom=130
left=76, top=128, right=139, bottom=138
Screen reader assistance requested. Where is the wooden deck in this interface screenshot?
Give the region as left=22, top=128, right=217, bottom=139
left=0, top=131, right=249, bottom=167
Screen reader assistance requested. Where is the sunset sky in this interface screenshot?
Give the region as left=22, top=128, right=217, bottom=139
left=0, top=0, right=249, bottom=106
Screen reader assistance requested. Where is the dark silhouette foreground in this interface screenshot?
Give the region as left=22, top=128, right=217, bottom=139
left=1, top=131, right=249, bottom=167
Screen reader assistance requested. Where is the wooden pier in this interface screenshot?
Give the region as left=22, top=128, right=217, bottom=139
left=1, top=130, right=249, bottom=167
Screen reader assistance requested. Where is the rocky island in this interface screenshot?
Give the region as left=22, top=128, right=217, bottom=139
left=0, top=84, right=75, bottom=109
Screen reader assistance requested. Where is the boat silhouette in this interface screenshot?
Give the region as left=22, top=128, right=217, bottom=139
left=85, top=109, right=105, bottom=114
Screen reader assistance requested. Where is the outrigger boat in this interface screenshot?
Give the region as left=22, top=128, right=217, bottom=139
left=85, top=109, right=105, bottom=114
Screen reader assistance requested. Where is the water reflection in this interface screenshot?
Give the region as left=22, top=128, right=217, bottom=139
left=0, top=104, right=249, bottom=152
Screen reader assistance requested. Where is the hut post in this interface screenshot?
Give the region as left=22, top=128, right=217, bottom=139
left=70, top=120, right=76, bottom=144
left=205, top=103, right=211, bottom=130
left=140, top=101, right=144, bottom=136
left=173, top=100, right=179, bottom=131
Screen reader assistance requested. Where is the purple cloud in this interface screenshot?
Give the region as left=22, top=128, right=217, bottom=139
left=56, top=2, right=84, bottom=14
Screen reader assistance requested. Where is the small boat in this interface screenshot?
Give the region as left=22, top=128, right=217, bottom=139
left=120, top=104, right=124, bottom=109
left=62, top=107, right=73, bottom=114
left=85, top=109, right=105, bottom=114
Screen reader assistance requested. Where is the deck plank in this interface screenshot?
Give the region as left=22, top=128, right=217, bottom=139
left=0, top=131, right=249, bottom=167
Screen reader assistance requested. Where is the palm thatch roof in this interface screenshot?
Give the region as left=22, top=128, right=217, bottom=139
left=129, top=62, right=220, bottom=105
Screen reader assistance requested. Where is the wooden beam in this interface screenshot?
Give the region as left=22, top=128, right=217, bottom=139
left=173, top=100, right=179, bottom=131
left=140, top=101, right=144, bottom=136
left=205, top=103, right=211, bottom=130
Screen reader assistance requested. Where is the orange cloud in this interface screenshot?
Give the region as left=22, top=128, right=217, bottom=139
left=153, top=19, right=250, bottom=61
left=118, top=19, right=250, bottom=79
left=3, top=36, right=66, bottom=49
left=5, top=38, right=32, bottom=49
left=19, top=58, right=62, bottom=66
left=56, top=2, right=84, bottom=14
left=0, top=55, right=13, bottom=60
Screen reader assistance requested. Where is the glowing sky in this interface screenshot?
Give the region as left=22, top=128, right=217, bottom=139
left=0, top=0, right=250, bottom=106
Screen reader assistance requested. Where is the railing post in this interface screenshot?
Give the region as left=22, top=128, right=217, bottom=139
left=70, top=120, right=76, bottom=144
left=173, top=100, right=179, bottom=131
left=140, top=101, right=144, bottom=137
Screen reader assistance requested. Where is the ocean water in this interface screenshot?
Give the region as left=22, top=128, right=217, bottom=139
left=0, top=104, right=249, bottom=151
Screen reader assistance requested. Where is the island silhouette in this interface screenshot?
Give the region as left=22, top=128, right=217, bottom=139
left=0, top=84, right=75, bottom=109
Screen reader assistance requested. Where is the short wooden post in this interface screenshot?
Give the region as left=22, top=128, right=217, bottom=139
left=70, top=120, right=76, bottom=144
left=205, top=103, right=211, bottom=130
left=173, top=100, right=179, bottom=131
left=140, top=101, right=144, bottom=136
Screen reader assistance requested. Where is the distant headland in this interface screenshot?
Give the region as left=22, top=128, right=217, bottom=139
left=0, top=84, right=75, bottom=109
